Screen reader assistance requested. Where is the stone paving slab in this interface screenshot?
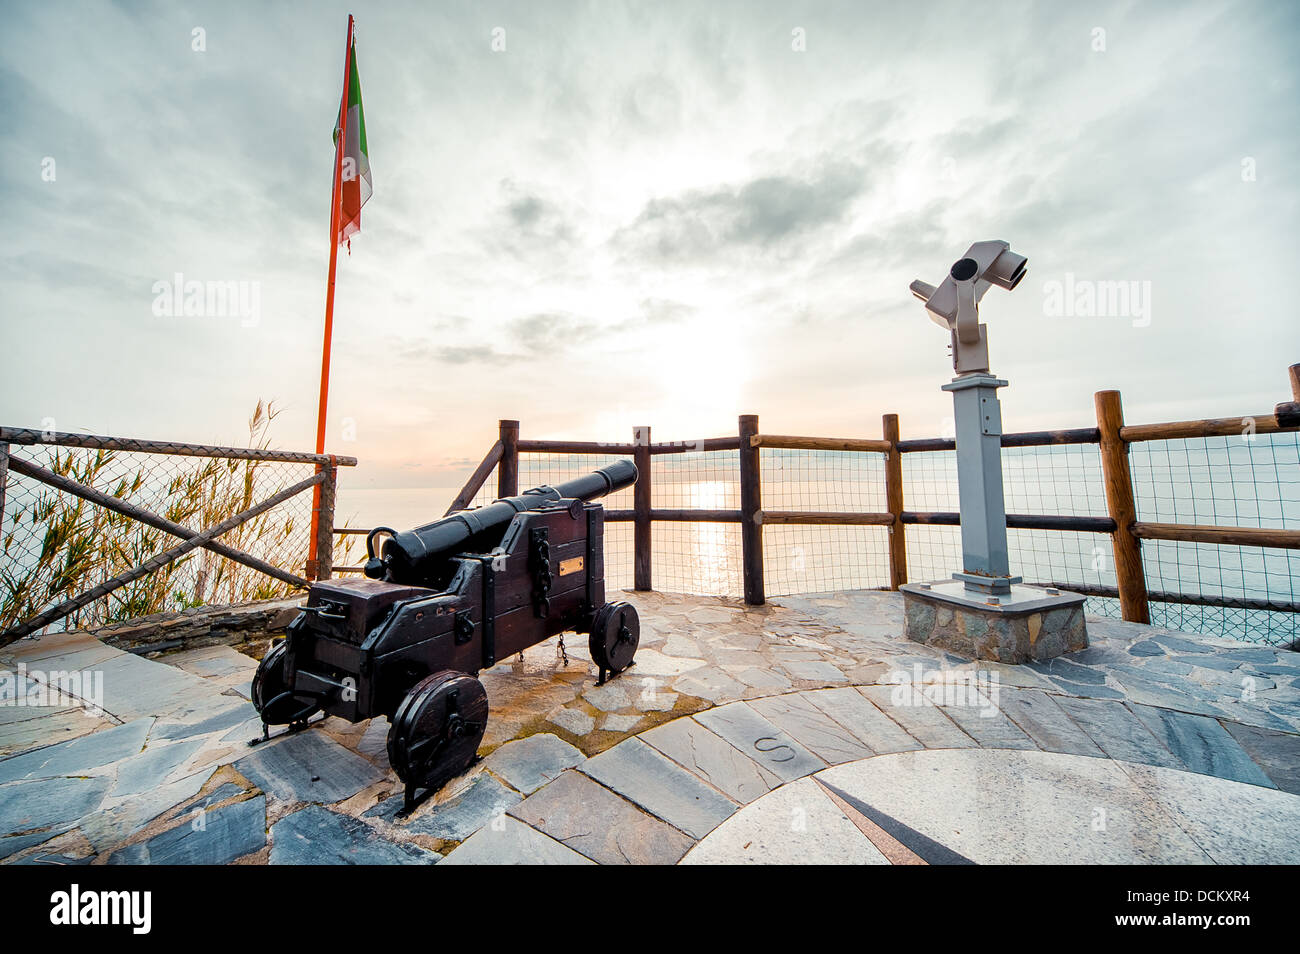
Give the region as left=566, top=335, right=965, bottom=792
left=201, top=782, right=250, bottom=806
left=1113, top=761, right=1300, bottom=864
left=152, top=701, right=259, bottom=742
left=802, top=687, right=923, bottom=755
left=509, top=770, right=695, bottom=864
left=367, top=772, right=521, bottom=842
left=579, top=737, right=737, bottom=839
left=1220, top=721, right=1300, bottom=794
left=639, top=715, right=782, bottom=804
left=169, top=645, right=259, bottom=680
left=0, top=707, right=113, bottom=757
left=110, top=795, right=266, bottom=865
left=78, top=653, right=211, bottom=722
left=0, top=631, right=120, bottom=671
left=1054, top=696, right=1184, bottom=770
left=681, top=776, right=889, bottom=866
left=81, top=768, right=215, bottom=852
left=933, top=697, right=1037, bottom=750
left=270, top=805, right=439, bottom=865
left=1129, top=705, right=1275, bottom=787
left=8, top=851, right=95, bottom=866
left=439, top=815, right=594, bottom=865
left=480, top=733, right=585, bottom=795
left=857, top=685, right=976, bottom=750
left=788, top=597, right=1300, bottom=735
left=0, top=829, right=74, bottom=861
left=0, top=718, right=152, bottom=784
left=112, top=738, right=206, bottom=797
left=749, top=692, right=875, bottom=764
left=993, top=689, right=1105, bottom=757
left=234, top=731, right=385, bottom=804
left=693, top=701, right=826, bottom=782
left=0, top=775, right=112, bottom=842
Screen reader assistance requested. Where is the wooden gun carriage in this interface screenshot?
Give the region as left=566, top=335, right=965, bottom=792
left=251, top=460, right=640, bottom=810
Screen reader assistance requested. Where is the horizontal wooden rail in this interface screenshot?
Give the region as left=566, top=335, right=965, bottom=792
left=650, top=437, right=741, bottom=454
left=333, top=528, right=371, bottom=536
left=750, top=434, right=892, bottom=453
left=0, top=426, right=358, bottom=466
left=518, top=437, right=741, bottom=456
left=606, top=509, right=742, bottom=522
left=517, top=439, right=634, bottom=455
left=898, top=427, right=1100, bottom=453
left=902, top=511, right=1117, bottom=533
left=1120, top=414, right=1295, bottom=443
left=1132, top=522, right=1300, bottom=549
left=760, top=510, right=893, bottom=526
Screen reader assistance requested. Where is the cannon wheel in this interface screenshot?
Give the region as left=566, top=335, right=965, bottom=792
left=251, top=641, right=321, bottom=728
left=589, top=601, right=639, bottom=686
left=387, top=670, right=489, bottom=813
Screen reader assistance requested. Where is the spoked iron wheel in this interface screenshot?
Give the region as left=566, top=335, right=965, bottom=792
left=387, top=670, right=489, bottom=813
left=250, top=641, right=321, bottom=741
left=589, top=601, right=639, bottom=685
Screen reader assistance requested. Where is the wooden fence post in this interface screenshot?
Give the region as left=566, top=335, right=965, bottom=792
left=498, top=419, right=519, bottom=498
left=883, top=414, right=907, bottom=589
left=739, top=414, right=764, bottom=606
left=634, top=425, right=652, bottom=591
left=1290, top=363, right=1300, bottom=401
left=1095, top=391, right=1150, bottom=623
left=315, top=455, right=338, bottom=581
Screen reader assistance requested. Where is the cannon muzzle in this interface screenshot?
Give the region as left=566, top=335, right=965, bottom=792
left=369, top=459, right=637, bottom=584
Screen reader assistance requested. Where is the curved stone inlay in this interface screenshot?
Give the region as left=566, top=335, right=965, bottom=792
left=684, top=749, right=1300, bottom=865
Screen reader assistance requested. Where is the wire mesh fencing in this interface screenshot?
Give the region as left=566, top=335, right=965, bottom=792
left=1129, top=431, right=1299, bottom=644
left=760, top=448, right=889, bottom=595
left=470, top=454, right=637, bottom=592
left=654, top=450, right=743, bottom=596
left=1, top=439, right=346, bottom=636
left=901, top=443, right=1124, bottom=619
left=441, top=422, right=1297, bottom=646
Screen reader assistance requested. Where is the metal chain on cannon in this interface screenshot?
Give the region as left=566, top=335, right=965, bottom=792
left=529, top=527, right=552, bottom=618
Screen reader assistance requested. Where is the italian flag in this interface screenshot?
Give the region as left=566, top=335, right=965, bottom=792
left=333, top=28, right=371, bottom=247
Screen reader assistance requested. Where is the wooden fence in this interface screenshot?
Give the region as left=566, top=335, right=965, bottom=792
left=0, top=428, right=357, bottom=643
left=338, top=364, right=1300, bottom=626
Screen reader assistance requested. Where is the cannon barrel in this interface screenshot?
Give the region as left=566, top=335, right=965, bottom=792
left=372, top=459, right=637, bottom=582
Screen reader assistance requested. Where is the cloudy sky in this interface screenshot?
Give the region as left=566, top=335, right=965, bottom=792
left=2, top=0, right=1297, bottom=493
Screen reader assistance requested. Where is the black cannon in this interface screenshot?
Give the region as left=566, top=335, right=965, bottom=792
left=251, top=460, right=640, bottom=810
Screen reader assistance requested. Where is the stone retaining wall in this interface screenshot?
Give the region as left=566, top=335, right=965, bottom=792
left=89, top=597, right=304, bottom=654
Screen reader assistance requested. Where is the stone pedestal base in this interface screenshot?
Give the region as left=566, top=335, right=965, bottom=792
left=900, top=581, right=1088, bottom=664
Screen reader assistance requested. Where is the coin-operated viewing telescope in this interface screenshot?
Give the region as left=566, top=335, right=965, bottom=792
left=901, top=242, right=1089, bottom=664
left=910, top=241, right=1028, bottom=594
left=910, top=240, right=1027, bottom=374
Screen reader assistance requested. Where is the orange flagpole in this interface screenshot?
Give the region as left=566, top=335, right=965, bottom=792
left=308, top=13, right=354, bottom=578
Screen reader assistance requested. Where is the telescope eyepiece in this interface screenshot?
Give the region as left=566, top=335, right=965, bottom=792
left=950, top=257, right=979, bottom=282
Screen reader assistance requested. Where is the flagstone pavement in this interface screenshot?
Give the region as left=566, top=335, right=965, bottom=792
left=2, top=588, right=1299, bottom=865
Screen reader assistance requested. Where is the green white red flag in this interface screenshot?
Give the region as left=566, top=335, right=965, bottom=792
left=333, top=28, right=371, bottom=248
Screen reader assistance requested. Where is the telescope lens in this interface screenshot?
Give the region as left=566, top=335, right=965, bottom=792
left=950, top=258, right=978, bottom=282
